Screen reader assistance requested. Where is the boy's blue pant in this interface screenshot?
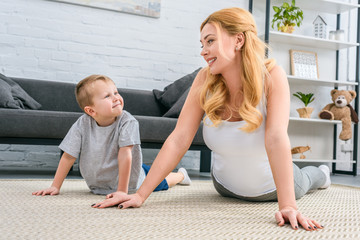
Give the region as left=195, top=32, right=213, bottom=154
left=142, top=164, right=169, bottom=191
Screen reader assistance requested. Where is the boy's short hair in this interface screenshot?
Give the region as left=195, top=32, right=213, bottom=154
left=75, top=75, right=114, bottom=110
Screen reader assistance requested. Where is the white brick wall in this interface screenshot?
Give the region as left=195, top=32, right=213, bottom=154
left=0, top=0, right=247, bottom=88
left=0, top=0, right=248, bottom=170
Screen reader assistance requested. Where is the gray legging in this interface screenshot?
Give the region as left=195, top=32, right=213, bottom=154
left=212, top=163, right=326, bottom=201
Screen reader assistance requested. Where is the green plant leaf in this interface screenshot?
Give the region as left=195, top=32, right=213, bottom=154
left=273, top=6, right=280, bottom=13
left=293, top=92, right=315, bottom=107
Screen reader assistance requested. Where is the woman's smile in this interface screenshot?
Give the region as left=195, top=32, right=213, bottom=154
left=207, top=57, right=217, bottom=66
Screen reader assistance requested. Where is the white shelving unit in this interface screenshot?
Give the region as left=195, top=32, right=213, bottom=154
left=295, top=0, right=360, bottom=14
left=287, top=75, right=358, bottom=87
left=289, top=117, right=341, bottom=124
left=256, top=0, right=360, bottom=172
left=265, top=31, right=359, bottom=50
left=271, top=0, right=360, bottom=14
left=292, top=159, right=356, bottom=163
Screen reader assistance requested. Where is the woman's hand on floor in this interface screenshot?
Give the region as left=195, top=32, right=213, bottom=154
left=91, top=191, right=144, bottom=209
left=275, top=207, right=323, bottom=231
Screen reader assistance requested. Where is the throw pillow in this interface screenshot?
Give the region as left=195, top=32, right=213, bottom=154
left=0, top=79, right=20, bottom=109
left=153, top=68, right=201, bottom=110
left=0, top=73, right=42, bottom=109
left=163, top=88, right=190, bottom=118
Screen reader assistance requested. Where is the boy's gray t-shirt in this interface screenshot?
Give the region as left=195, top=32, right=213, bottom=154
left=59, top=110, right=146, bottom=195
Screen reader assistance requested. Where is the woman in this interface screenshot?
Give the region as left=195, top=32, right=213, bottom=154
left=93, top=7, right=330, bottom=231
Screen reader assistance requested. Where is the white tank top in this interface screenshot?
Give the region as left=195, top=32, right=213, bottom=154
left=203, top=100, right=276, bottom=197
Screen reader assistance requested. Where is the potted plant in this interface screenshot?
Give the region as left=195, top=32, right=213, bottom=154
left=271, top=0, right=303, bottom=33
left=293, top=92, right=315, bottom=118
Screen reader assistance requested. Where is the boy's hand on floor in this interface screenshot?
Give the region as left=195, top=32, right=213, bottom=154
left=92, top=192, right=143, bottom=209
left=32, top=186, right=59, bottom=196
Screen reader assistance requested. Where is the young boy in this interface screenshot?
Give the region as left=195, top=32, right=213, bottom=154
left=32, top=74, right=191, bottom=196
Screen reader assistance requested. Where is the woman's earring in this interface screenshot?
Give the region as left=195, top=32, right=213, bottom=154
left=235, top=47, right=240, bottom=51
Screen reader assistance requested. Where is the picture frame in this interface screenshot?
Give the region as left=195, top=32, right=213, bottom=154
left=290, top=50, right=319, bottom=79
left=49, top=0, right=161, bottom=18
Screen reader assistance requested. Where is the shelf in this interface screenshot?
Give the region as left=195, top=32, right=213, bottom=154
left=272, top=0, right=360, bottom=14
left=290, top=117, right=341, bottom=124
left=293, top=159, right=356, bottom=163
left=297, top=0, right=360, bottom=14
left=265, top=31, right=359, bottom=50
left=287, top=75, right=358, bottom=87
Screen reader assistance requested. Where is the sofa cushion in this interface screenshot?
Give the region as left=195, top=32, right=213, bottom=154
left=0, top=109, right=82, bottom=139
left=119, top=88, right=165, bottom=117
left=0, top=109, right=204, bottom=146
left=0, top=73, right=41, bottom=109
left=153, top=68, right=201, bottom=113
left=135, top=115, right=204, bottom=145
left=11, top=77, right=81, bottom=112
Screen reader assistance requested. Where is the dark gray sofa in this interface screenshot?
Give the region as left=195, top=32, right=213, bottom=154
left=0, top=77, right=211, bottom=172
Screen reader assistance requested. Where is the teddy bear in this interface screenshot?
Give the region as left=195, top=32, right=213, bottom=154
left=319, top=89, right=359, bottom=141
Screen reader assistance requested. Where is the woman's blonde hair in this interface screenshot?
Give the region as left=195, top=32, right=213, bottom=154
left=200, top=7, right=275, bottom=132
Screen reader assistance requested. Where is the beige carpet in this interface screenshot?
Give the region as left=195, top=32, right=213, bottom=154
left=1, top=180, right=359, bottom=240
